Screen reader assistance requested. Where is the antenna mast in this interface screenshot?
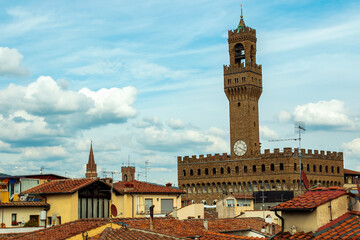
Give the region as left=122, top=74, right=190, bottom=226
left=269, top=122, right=306, bottom=194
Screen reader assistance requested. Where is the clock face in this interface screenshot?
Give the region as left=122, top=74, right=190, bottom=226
left=234, top=140, right=247, bottom=156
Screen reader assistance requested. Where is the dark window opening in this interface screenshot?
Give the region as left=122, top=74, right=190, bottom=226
left=244, top=166, right=248, bottom=173
left=182, top=170, right=186, bottom=177
left=238, top=102, right=241, bottom=107
left=252, top=165, right=256, bottom=173
left=205, top=168, right=209, bottom=175
left=234, top=43, right=245, bottom=64
left=235, top=166, right=239, bottom=174
left=227, top=167, right=231, bottom=174
left=280, top=163, right=284, bottom=171
left=307, top=164, right=310, bottom=172
left=337, top=167, right=340, bottom=174
left=235, top=78, right=239, bottom=83
left=197, top=169, right=201, bottom=175
left=271, top=164, right=275, bottom=171
left=261, top=164, right=265, bottom=172
left=213, top=168, right=216, bottom=175
left=228, top=79, right=231, bottom=84
left=221, top=168, right=224, bottom=174
left=190, top=170, right=193, bottom=176
left=313, top=165, right=316, bottom=172
left=294, top=163, right=297, bottom=171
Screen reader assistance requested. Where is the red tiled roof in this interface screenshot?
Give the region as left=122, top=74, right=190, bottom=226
left=0, top=201, right=49, bottom=207
left=90, top=227, right=180, bottom=240
left=272, top=231, right=313, bottom=239
left=344, top=168, right=360, bottom=175
left=22, top=178, right=119, bottom=195
left=313, top=211, right=360, bottom=239
left=199, top=231, right=263, bottom=239
left=9, top=218, right=109, bottom=240
left=232, top=194, right=254, bottom=199
left=271, top=187, right=347, bottom=211
left=113, top=180, right=185, bottom=194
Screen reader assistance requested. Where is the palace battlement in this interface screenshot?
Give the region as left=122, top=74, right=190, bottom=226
left=178, top=148, right=343, bottom=164
left=178, top=153, right=230, bottom=164
left=224, top=62, right=262, bottom=75
left=261, top=148, right=343, bottom=160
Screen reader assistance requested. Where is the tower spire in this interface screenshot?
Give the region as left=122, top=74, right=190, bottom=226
left=237, top=4, right=246, bottom=32
left=85, top=141, right=98, bottom=178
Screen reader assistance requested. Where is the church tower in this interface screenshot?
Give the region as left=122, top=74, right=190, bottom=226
left=85, top=142, right=98, bottom=178
left=224, top=8, right=262, bottom=158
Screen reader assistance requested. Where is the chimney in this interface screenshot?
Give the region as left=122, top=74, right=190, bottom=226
left=166, top=183, right=172, bottom=187
left=149, top=205, right=154, bottom=231
left=203, top=219, right=208, bottom=230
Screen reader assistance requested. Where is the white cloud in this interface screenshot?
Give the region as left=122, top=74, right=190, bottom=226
left=278, top=100, right=359, bottom=130
left=0, top=76, right=138, bottom=145
left=260, top=126, right=279, bottom=140
left=22, top=146, right=68, bottom=160
left=342, top=138, right=360, bottom=157
left=68, top=61, right=123, bottom=76
left=79, top=86, right=137, bottom=119
left=0, top=47, right=28, bottom=76
left=166, top=118, right=184, bottom=129
left=134, top=116, right=163, bottom=128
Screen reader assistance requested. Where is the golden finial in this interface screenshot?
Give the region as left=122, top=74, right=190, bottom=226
left=241, top=4, right=243, bottom=19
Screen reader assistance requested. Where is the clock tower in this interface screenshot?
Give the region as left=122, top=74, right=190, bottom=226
left=224, top=9, right=262, bottom=158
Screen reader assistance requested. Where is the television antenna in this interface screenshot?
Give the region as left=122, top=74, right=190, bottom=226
left=101, top=170, right=120, bottom=228
left=269, top=122, right=306, bottom=194
left=144, top=160, right=150, bottom=182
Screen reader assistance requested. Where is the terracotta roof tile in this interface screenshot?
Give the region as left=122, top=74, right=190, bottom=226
left=113, top=180, right=185, bottom=194
left=272, top=231, right=313, bottom=239
left=90, top=227, right=180, bottom=240
left=271, top=187, right=346, bottom=211
left=199, top=231, right=263, bottom=239
left=0, top=201, right=49, bottom=207
left=8, top=218, right=109, bottom=240
left=232, top=194, right=254, bottom=199
left=344, top=168, right=360, bottom=175
left=314, top=211, right=360, bottom=239
left=22, top=178, right=120, bottom=195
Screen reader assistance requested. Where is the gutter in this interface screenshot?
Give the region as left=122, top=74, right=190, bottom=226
left=269, top=210, right=284, bottom=240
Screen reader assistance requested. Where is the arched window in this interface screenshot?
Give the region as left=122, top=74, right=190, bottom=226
left=235, top=166, right=239, bottom=174
left=244, top=166, right=248, bottom=173
left=313, top=165, right=316, bottom=172
left=234, top=43, right=245, bottom=64
left=252, top=165, right=256, bottom=173
left=213, top=168, right=216, bottom=175
left=205, top=168, right=209, bottom=175
left=261, top=164, right=265, bottom=172
left=271, top=164, right=275, bottom=171
left=337, top=166, right=340, bottom=173
left=280, top=163, right=284, bottom=171
left=190, top=169, right=194, bottom=176
left=182, top=170, right=186, bottom=177
left=124, top=174, right=127, bottom=181
left=294, top=163, right=297, bottom=171
left=221, top=167, right=224, bottom=174
left=197, top=169, right=201, bottom=175
left=227, top=167, right=231, bottom=174
left=326, top=166, right=328, bottom=173
left=331, top=166, right=334, bottom=173
left=307, top=164, right=310, bottom=172
left=319, top=165, right=322, bottom=172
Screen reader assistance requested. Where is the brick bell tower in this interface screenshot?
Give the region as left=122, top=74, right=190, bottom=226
left=85, top=142, right=98, bottom=178
left=224, top=7, right=262, bottom=159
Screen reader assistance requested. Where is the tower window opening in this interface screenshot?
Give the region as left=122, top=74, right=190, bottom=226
left=205, top=168, right=209, bottom=175
left=337, top=166, right=340, bottom=173
left=190, top=170, right=194, bottom=176
left=253, top=107, right=255, bottom=111
left=280, top=163, right=284, bottom=171
left=182, top=170, right=186, bottom=177
left=254, top=122, right=256, bottom=127
left=234, top=43, right=245, bottom=64
left=235, top=166, right=239, bottom=174
left=307, top=164, right=310, bottom=172
left=221, top=167, right=224, bottom=174
left=227, top=167, right=231, bottom=174
left=244, top=166, right=248, bottom=173
left=228, top=79, right=231, bottom=84
left=319, top=165, right=322, bottom=172
left=313, top=165, right=316, bottom=172
left=197, top=169, right=201, bottom=175
left=294, top=163, right=297, bottom=171
left=213, top=168, right=216, bottom=175
left=261, top=164, right=265, bottom=172
left=271, top=164, right=275, bottom=171
left=331, top=166, right=334, bottom=173
left=238, top=102, right=240, bottom=107
left=242, top=77, right=245, bottom=82
left=252, top=165, right=256, bottom=173
left=235, top=78, right=239, bottom=83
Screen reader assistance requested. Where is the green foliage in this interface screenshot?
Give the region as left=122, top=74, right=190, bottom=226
left=24, top=219, right=39, bottom=227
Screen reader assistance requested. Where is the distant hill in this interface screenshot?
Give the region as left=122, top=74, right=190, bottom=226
left=0, top=173, right=10, bottom=177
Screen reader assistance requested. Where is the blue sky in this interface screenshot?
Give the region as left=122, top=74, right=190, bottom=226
left=0, top=0, right=359, bottom=184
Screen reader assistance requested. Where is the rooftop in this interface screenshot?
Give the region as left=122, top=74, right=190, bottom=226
left=344, top=168, right=360, bottom=175
left=113, top=180, right=185, bottom=194
left=22, top=178, right=118, bottom=195
left=0, top=202, right=49, bottom=207
left=271, top=187, right=346, bottom=211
